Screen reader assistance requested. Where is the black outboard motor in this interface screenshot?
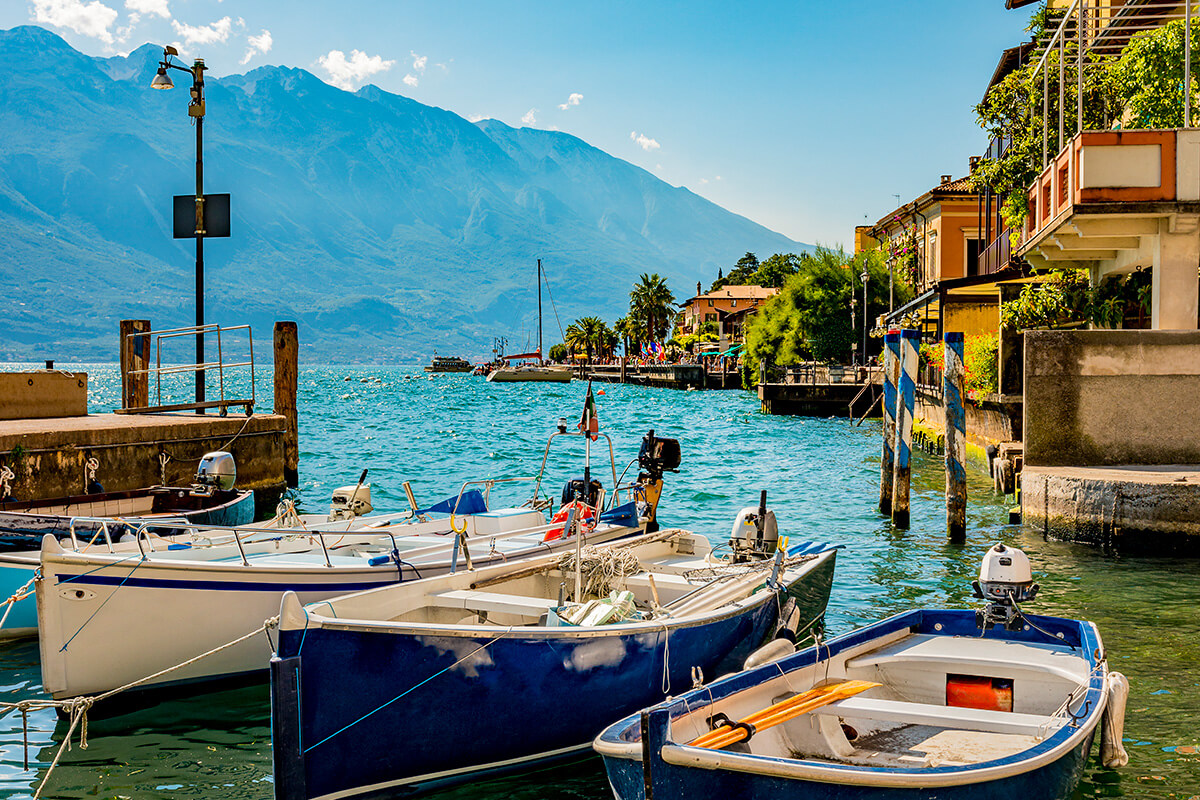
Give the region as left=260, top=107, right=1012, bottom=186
left=636, top=429, right=681, bottom=533
left=561, top=477, right=602, bottom=507
left=637, top=430, right=681, bottom=482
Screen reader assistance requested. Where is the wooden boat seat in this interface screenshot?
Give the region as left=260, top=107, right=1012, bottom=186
left=432, top=589, right=559, bottom=618
left=816, top=696, right=1065, bottom=737
left=845, top=633, right=1088, bottom=683
left=620, top=572, right=696, bottom=594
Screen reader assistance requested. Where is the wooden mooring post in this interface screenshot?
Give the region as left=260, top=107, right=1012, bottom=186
left=891, top=329, right=918, bottom=528
left=119, top=319, right=151, bottom=410
left=878, top=330, right=899, bottom=515
left=273, top=321, right=299, bottom=488
left=944, top=332, right=967, bottom=541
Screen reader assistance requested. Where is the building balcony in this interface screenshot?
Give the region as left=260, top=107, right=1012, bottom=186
left=1019, top=129, right=1200, bottom=329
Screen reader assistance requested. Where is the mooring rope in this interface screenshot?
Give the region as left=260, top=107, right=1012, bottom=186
left=0, top=616, right=280, bottom=798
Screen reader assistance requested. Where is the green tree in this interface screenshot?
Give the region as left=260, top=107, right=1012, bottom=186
left=741, top=247, right=906, bottom=384
left=1109, top=19, right=1200, bottom=128
left=564, top=322, right=588, bottom=362
left=628, top=273, right=676, bottom=344
left=711, top=253, right=759, bottom=291
left=548, top=343, right=567, bottom=362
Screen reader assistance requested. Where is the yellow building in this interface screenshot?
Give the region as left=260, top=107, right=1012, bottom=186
left=678, top=284, right=778, bottom=342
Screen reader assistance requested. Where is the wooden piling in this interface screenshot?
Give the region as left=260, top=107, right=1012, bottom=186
left=619, top=356, right=627, bottom=384
left=944, top=332, right=967, bottom=542
left=273, top=321, right=299, bottom=488
left=891, top=329, right=918, bottom=528
left=879, top=330, right=899, bottom=515
left=119, top=319, right=151, bottom=410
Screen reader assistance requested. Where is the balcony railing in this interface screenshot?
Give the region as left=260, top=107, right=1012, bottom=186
left=979, top=232, right=1014, bottom=275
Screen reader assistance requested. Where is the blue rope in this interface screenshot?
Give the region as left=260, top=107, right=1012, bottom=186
left=58, top=559, right=142, bottom=652
left=302, top=629, right=511, bottom=754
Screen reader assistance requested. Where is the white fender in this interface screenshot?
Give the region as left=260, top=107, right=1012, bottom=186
left=1100, top=671, right=1129, bottom=768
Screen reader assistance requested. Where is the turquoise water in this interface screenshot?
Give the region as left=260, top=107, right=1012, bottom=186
left=0, top=364, right=1195, bottom=799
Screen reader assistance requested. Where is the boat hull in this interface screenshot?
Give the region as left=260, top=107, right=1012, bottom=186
left=486, top=367, right=572, bottom=382
left=271, top=550, right=836, bottom=800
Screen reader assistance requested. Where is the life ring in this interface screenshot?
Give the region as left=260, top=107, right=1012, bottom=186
left=544, top=501, right=595, bottom=542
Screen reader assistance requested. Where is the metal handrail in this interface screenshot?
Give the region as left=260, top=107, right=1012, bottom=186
left=530, top=431, right=620, bottom=509
left=121, top=323, right=255, bottom=414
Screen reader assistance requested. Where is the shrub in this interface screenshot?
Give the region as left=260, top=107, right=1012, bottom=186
left=963, top=333, right=999, bottom=398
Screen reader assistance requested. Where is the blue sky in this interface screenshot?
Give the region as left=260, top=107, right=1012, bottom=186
left=2, top=0, right=1032, bottom=249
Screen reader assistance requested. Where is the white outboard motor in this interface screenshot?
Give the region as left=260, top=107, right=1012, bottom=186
left=973, top=543, right=1039, bottom=630
left=329, top=484, right=373, bottom=521
left=730, top=490, right=779, bottom=561
left=194, top=451, right=237, bottom=494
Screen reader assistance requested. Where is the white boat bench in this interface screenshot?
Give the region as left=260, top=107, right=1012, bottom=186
left=816, top=696, right=1065, bottom=737
left=432, top=589, right=559, bottom=618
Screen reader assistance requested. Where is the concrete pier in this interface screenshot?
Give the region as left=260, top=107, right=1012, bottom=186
left=1023, top=465, right=1200, bottom=550
left=0, top=413, right=288, bottom=515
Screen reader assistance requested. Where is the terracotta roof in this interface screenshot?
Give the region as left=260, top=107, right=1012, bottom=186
left=931, top=175, right=976, bottom=195
left=870, top=175, right=978, bottom=230
left=694, top=285, right=778, bottom=301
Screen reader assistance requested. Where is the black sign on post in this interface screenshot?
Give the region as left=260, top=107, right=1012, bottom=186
left=173, top=193, right=231, bottom=238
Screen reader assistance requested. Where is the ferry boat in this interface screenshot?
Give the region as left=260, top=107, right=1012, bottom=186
left=423, top=355, right=472, bottom=373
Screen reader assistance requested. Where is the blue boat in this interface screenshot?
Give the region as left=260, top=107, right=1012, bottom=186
left=270, top=526, right=838, bottom=799
left=594, top=545, right=1129, bottom=800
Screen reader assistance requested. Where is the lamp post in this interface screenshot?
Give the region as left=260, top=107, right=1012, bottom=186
left=151, top=46, right=208, bottom=410
left=861, top=267, right=869, bottom=366
left=850, top=295, right=857, bottom=367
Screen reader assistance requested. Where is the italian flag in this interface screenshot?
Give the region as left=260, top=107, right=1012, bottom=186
left=578, top=380, right=599, bottom=440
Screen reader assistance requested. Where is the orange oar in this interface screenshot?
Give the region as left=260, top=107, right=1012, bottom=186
left=689, top=679, right=880, bottom=750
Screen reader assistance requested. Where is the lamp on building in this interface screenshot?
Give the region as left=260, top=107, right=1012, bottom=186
left=150, top=45, right=209, bottom=410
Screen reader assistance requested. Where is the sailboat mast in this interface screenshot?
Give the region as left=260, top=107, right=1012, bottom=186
left=537, top=258, right=543, bottom=360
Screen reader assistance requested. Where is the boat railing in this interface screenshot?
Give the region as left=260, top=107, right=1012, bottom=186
left=118, top=323, right=256, bottom=416
left=530, top=431, right=619, bottom=509
left=64, top=515, right=191, bottom=554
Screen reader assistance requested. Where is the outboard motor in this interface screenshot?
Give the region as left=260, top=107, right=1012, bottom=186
left=730, top=490, right=778, bottom=562
left=635, top=429, right=682, bottom=533
left=329, top=484, right=373, bottom=521
left=973, top=543, right=1039, bottom=630
left=561, top=477, right=602, bottom=507
left=194, top=451, right=237, bottom=494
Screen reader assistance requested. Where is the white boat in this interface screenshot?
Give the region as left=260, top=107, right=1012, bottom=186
left=270, top=504, right=839, bottom=799
left=595, top=544, right=1130, bottom=800
left=487, top=258, right=573, bottom=383
left=486, top=362, right=573, bottom=382
left=35, top=428, right=680, bottom=700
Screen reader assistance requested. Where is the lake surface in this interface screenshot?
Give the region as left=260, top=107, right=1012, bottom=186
left=0, top=364, right=1194, bottom=799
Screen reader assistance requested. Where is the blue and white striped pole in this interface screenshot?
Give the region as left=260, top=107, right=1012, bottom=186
left=944, top=332, right=967, bottom=541
left=879, top=331, right=900, bottom=515
left=891, top=328, right=919, bottom=528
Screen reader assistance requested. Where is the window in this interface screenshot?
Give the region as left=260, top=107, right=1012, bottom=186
left=707, top=299, right=714, bottom=307
left=731, top=299, right=738, bottom=308
left=966, top=239, right=982, bottom=277
left=705, top=313, right=717, bottom=322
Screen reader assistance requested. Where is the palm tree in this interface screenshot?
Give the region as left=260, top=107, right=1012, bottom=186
left=564, top=322, right=588, bottom=363
left=629, top=273, right=676, bottom=345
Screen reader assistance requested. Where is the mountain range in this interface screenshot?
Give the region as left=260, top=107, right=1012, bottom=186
left=0, top=26, right=806, bottom=361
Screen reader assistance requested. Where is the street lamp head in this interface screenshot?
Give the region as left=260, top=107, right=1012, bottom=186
left=151, top=66, right=174, bottom=90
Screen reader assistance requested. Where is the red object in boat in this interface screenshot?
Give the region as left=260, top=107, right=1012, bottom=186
left=946, top=674, right=1013, bottom=712
left=544, top=500, right=594, bottom=541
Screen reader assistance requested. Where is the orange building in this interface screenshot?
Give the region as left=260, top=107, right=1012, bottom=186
left=678, top=284, right=778, bottom=341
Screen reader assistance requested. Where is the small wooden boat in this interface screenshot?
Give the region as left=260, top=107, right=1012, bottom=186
left=594, top=545, right=1130, bottom=800
left=270, top=505, right=838, bottom=800
left=0, top=483, right=253, bottom=547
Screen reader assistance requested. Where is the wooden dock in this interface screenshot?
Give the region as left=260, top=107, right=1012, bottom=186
left=584, top=362, right=743, bottom=390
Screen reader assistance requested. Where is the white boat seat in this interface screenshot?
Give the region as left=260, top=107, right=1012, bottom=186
left=816, top=696, right=1065, bottom=737
left=432, top=589, right=559, bottom=618
left=620, top=572, right=696, bottom=594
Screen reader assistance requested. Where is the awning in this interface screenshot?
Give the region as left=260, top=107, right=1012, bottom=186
left=717, top=344, right=744, bottom=357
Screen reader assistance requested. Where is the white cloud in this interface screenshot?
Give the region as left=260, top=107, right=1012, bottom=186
left=240, top=28, right=271, bottom=64
left=403, top=73, right=418, bottom=87
left=467, top=113, right=485, bottom=123
left=125, top=0, right=168, bottom=18
left=410, top=51, right=427, bottom=73
left=170, top=16, right=232, bottom=45
left=521, top=108, right=538, bottom=125
left=699, top=178, right=709, bottom=185
left=557, top=92, right=583, bottom=111
left=32, top=0, right=119, bottom=43
left=630, top=131, right=660, bottom=152
left=316, top=48, right=395, bottom=90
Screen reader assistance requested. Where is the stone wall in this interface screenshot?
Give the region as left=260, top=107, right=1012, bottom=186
left=1024, top=330, right=1200, bottom=466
